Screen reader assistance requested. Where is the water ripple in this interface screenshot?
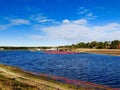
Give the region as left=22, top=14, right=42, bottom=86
left=0, top=50, right=120, bottom=88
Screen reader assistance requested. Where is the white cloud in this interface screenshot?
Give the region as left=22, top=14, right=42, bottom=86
left=87, top=13, right=93, bottom=17
left=30, top=14, right=55, bottom=23
left=78, top=7, right=88, bottom=15
left=78, top=7, right=96, bottom=20
left=10, top=19, right=30, bottom=25
left=62, top=19, right=87, bottom=25
left=72, top=19, right=87, bottom=25
left=30, top=19, right=120, bottom=44
left=35, top=16, right=52, bottom=23
left=78, top=9, right=88, bottom=14
left=62, top=19, right=70, bottom=24
left=0, top=18, right=30, bottom=30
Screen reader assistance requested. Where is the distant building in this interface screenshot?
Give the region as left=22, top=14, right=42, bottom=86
left=46, top=47, right=58, bottom=51
left=36, top=48, right=41, bottom=51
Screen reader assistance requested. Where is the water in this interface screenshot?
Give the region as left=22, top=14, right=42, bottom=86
left=0, top=50, right=120, bottom=88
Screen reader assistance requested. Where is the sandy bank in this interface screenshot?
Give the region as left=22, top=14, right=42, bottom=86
left=74, top=49, right=120, bottom=56
left=0, top=64, right=119, bottom=90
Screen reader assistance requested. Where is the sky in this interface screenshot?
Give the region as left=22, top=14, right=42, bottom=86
left=0, top=0, right=120, bottom=46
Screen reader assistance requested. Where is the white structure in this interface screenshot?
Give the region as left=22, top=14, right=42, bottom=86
left=46, top=47, right=58, bottom=51
left=36, top=48, right=41, bottom=51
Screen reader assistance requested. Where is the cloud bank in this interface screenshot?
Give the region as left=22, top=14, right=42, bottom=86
left=31, top=19, right=120, bottom=44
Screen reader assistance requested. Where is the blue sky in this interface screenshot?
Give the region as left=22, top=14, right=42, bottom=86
left=0, top=0, right=120, bottom=46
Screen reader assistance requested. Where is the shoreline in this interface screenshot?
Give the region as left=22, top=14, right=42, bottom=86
left=0, top=64, right=118, bottom=90
left=0, top=49, right=120, bottom=56
left=73, top=49, right=120, bottom=56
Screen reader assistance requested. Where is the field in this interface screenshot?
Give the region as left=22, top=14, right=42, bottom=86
left=75, top=49, right=120, bottom=56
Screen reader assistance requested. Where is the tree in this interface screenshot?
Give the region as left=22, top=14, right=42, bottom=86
left=110, top=40, right=120, bottom=49
left=88, top=41, right=97, bottom=48
left=76, top=42, right=87, bottom=48
left=104, top=41, right=110, bottom=49
left=97, top=42, right=104, bottom=49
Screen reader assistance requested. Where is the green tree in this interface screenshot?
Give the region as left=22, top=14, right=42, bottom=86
left=97, top=42, right=104, bottom=49
left=76, top=42, right=87, bottom=48
left=104, top=41, right=110, bottom=49
left=110, top=40, right=120, bottom=49
left=88, top=41, right=98, bottom=48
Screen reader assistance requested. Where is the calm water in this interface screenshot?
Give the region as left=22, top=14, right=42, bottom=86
left=0, top=50, right=120, bottom=88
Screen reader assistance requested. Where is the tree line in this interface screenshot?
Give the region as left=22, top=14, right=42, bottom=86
left=0, top=40, right=120, bottom=50
left=0, top=46, right=52, bottom=50
left=59, top=40, right=120, bottom=49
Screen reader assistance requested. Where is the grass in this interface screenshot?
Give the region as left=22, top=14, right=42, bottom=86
left=0, top=64, right=116, bottom=90
left=73, top=48, right=120, bottom=56
left=0, top=75, right=38, bottom=90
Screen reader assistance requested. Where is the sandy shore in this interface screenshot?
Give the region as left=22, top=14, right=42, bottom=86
left=0, top=64, right=118, bottom=90
left=74, top=49, right=120, bottom=56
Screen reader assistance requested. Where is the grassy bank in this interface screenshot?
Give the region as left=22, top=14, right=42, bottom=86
left=0, top=64, right=117, bottom=90
left=73, top=49, right=120, bottom=56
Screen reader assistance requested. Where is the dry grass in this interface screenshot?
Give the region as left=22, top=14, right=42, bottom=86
left=0, top=64, right=89, bottom=90
left=0, top=64, right=117, bottom=90
left=74, top=49, right=120, bottom=56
